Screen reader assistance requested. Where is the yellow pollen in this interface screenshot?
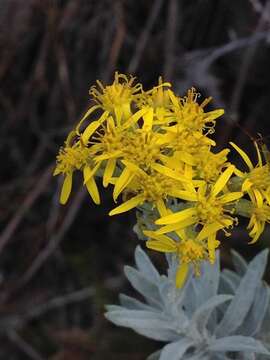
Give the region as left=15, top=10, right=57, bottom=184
left=196, top=196, right=223, bottom=223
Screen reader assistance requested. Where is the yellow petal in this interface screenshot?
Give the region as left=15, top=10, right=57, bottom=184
left=212, top=165, right=235, bottom=197
left=60, top=173, right=73, bottom=205
left=156, top=207, right=197, bottom=225
left=156, top=199, right=170, bottom=216
left=83, top=162, right=101, bottom=184
left=144, top=230, right=174, bottom=243
left=103, top=158, right=116, bottom=187
left=176, top=263, right=189, bottom=288
left=85, top=176, right=100, bottom=204
left=142, top=107, right=154, bottom=132
left=113, top=167, right=135, bottom=201
left=207, top=235, right=220, bottom=264
left=146, top=239, right=177, bottom=253
left=168, top=189, right=197, bottom=202
left=151, top=163, right=189, bottom=182
left=156, top=217, right=197, bottom=235
left=219, top=191, right=243, bottom=204
left=230, top=142, right=253, bottom=171
left=75, top=105, right=100, bottom=133
left=242, top=179, right=252, bottom=192
left=109, top=194, right=145, bottom=216
left=114, top=105, right=123, bottom=125
left=197, top=220, right=232, bottom=241
left=122, top=108, right=148, bottom=129
left=81, top=110, right=109, bottom=144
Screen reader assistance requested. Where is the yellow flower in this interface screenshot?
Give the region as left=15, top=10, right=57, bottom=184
left=155, top=165, right=243, bottom=239
left=145, top=228, right=220, bottom=288
left=246, top=189, right=270, bottom=243
left=109, top=161, right=191, bottom=217
left=194, top=148, right=230, bottom=182
left=230, top=141, right=270, bottom=203
left=136, top=77, right=173, bottom=124
left=161, top=126, right=216, bottom=157
left=89, top=72, right=142, bottom=123
left=54, top=133, right=100, bottom=205
left=167, top=87, right=224, bottom=133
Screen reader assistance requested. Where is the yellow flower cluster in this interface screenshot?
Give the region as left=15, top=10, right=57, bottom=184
left=54, top=72, right=270, bottom=287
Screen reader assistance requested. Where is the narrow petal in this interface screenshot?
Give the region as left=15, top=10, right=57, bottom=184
left=219, top=191, right=243, bottom=204
left=156, top=207, right=197, bottom=225
left=212, top=165, right=235, bottom=197
left=176, top=263, right=189, bottom=288
left=143, top=230, right=175, bottom=244
left=197, top=220, right=232, bottom=241
left=207, top=235, right=220, bottom=264
left=122, top=108, right=148, bottom=129
left=230, top=142, right=253, bottom=170
left=83, top=162, right=101, bottom=184
left=81, top=110, right=109, bottom=144
left=114, top=105, right=123, bottom=125
left=85, top=176, right=100, bottom=204
left=103, top=158, right=116, bottom=187
left=168, top=189, right=197, bottom=202
left=146, top=239, right=177, bottom=253
left=75, top=105, right=100, bottom=133
left=156, top=199, right=170, bottom=216
left=60, top=173, right=73, bottom=204
left=156, top=217, right=197, bottom=235
left=151, top=163, right=189, bottom=182
left=113, top=167, right=135, bottom=201
left=109, top=194, right=145, bottom=216
left=142, top=107, right=154, bottom=132
left=242, top=179, right=252, bottom=192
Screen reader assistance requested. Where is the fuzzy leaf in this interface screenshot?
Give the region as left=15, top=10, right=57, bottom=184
left=135, top=245, right=160, bottom=283
left=119, top=293, right=155, bottom=311
left=231, top=250, right=247, bottom=276
left=134, top=326, right=179, bottom=342
left=190, top=295, right=232, bottom=337
left=124, top=265, right=162, bottom=308
left=105, top=309, right=173, bottom=331
left=209, top=336, right=270, bottom=355
left=159, top=338, right=194, bottom=360
left=236, top=284, right=270, bottom=336
left=215, top=250, right=268, bottom=337
left=147, top=350, right=161, bottom=360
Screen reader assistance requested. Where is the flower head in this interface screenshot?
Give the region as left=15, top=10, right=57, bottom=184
left=145, top=227, right=220, bottom=287
left=54, top=133, right=100, bottom=204
left=155, top=165, right=243, bottom=239
left=89, top=72, right=142, bottom=122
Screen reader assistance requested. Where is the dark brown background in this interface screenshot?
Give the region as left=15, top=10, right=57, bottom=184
left=1, top=0, right=270, bottom=358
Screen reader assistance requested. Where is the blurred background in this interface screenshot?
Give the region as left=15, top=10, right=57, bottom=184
left=1, top=0, right=270, bottom=358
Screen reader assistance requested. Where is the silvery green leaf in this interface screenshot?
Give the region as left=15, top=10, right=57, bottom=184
left=147, top=350, right=161, bottom=360
left=231, top=250, right=247, bottom=275
left=105, top=309, right=173, bottom=331
left=189, top=295, right=232, bottom=338
left=124, top=265, right=162, bottom=308
left=236, top=284, right=270, bottom=336
left=135, top=245, right=160, bottom=283
left=119, top=293, right=155, bottom=311
left=159, top=338, right=194, bottom=360
left=105, top=305, right=123, bottom=312
left=222, top=269, right=241, bottom=289
left=182, top=280, right=197, bottom=317
left=209, top=335, right=270, bottom=355
left=215, top=250, right=269, bottom=337
left=193, top=252, right=220, bottom=307
left=134, top=326, right=180, bottom=342
left=220, top=272, right=237, bottom=293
